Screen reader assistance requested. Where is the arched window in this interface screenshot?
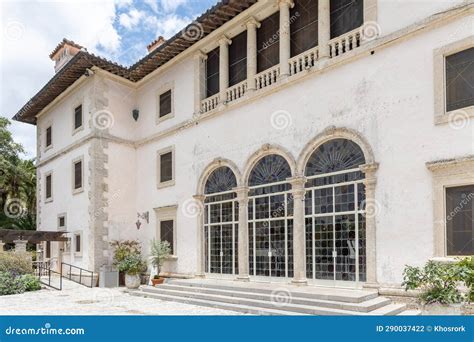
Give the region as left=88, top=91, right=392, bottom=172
left=304, top=139, right=367, bottom=285
left=247, top=154, right=293, bottom=278
left=204, top=167, right=238, bottom=275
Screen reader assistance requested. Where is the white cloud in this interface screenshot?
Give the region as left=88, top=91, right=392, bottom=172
left=119, top=8, right=145, bottom=30
left=160, top=0, right=188, bottom=13
left=144, top=14, right=191, bottom=39
left=0, top=0, right=123, bottom=157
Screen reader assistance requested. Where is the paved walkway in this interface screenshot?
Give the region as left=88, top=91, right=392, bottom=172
left=0, top=280, right=242, bottom=315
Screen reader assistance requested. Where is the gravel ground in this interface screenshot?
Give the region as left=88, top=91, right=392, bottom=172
left=0, top=280, right=242, bottom=316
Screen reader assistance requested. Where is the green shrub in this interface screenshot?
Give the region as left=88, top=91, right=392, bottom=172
left=149, top=239, right=171, bottom=276
left=456, top=256, right=474, bottom=302
left=0, top=272, right=26, bottom=296
left=402, top=261, right=465, bottom=304
left=0, top=251, right=32, bottom=275
left=110, top=240, right=141, bottom=266
left=116, top=253, right=146, bottom=275
left=19, top=274, right=41, bottom=292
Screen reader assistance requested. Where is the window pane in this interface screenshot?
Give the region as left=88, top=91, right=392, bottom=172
left=74, top=161, right=82, bottom=190
left=74, top=105, right=82, bottom=129
left=257, top=12, right=280, bottom=73
left=291, top=0, right=318, bottom=57
left=75, top=235, right=81, bottom=252
left=446, top=47, right=474, bottom=112
left=46, top=174, right=52, bottom=199
left=160, top=152, right=173, bottom=183
left=160, top=220, right=174, bottom=254
left=206, top=47, right=220, bottom=97
left=446, top=185, right=474, bottom=255
left=229, top=30, right=247, bottom=86
left=46, top=126, right=52, bottom=147
left=59, top=216, right=65, bottom=227
left=330, top=0, right=363, bottom=39
left=159, top=90, right=172, bottom=117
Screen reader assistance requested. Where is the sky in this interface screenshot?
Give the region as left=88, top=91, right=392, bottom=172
left=0, top=0, right=217, bottom=158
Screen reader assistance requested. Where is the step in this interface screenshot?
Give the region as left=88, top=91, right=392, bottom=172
left=398, top=310, right=422, bottom=316
left=143, top=284, right=391, bottom=313
left=168, top=280, right=379, bottom=303
left=130, top=291, right=305, bottom=315
left=369, top=303, right=407, bottom=316
left=136, top=286, right=405, bottom=316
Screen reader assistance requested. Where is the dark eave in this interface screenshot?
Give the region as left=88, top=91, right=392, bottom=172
left=13, top=0, right=257, bottom=125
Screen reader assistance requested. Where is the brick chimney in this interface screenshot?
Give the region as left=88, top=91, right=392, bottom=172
left=50, top=39, right=84, bottom=73
left=147, top=36, right=166, bottom=53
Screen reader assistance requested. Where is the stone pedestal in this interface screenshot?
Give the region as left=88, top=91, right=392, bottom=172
left=13, top=239, right=28, bottom=253
left=0, top=240, right=5, bottom=252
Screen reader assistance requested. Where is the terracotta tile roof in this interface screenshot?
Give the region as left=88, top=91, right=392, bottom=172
left=49, top=38, right=84, bottom=59
left=13, top=0, right=257, bottom=124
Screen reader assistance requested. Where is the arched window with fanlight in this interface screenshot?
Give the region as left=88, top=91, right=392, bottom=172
left=304, top=139, right=367, bottom=286
left=204, top=166, right=238, bottom=276
left=247, top=154, right=294, bottom=278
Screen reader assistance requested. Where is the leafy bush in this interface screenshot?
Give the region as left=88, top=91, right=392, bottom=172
left=456, top=257, right=474, bottom=302
left=402, top=261, right=465, bottom=304
left=0, top=272, right=26, bottom=296
left=110, top=240, right=141, bottom=266
left=116, top=253, right=146, bottom=275
left=19, top=274, right=41, bottom=292
left=0, top=251, right=32, bottom=276
left=149, top=239, right=171, bottom=276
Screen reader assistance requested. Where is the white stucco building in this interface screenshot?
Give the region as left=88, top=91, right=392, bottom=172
left=13, top=0, right=474, bottom=289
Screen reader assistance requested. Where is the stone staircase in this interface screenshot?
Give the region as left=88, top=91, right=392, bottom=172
left=130, top=279, right=420, bottom=316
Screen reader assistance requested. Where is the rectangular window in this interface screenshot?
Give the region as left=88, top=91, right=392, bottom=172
left=159, top=90, right=172, bottom=118
left=73, top=160, right=83, bottom=191
left=446, top=185, right=474, bottom=256
left=75, top=234, right=82, bottom=253
left=45, top=126, right=52, bottom=148
left=291, top=0, right=318, bottom=57
left=330, top=0, right=363, bottom=39
left=74, top=105, right=83, bottom=130
left=257, top=12, right=280, bottom=73
left=160, top=152, right=173, bottom=183
left=229, top=31, right=247, bottom=86
left=160, top=220, right=174, bottom=255
left=45, top=173, right=52, bottom=200
left=446, top=47, right=474, bottom=112
left=58, top=214, right=66, bottom=230
left=206, top=47, right=220, bottom=97
left=46, top=241, right=51, bottom=259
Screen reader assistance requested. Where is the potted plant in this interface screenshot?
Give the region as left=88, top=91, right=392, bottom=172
left=402, top=260, right=468, bottom=315
left=110, top=240, right=142, bottom=286
left=149, top=239, right=171, bottom=286
left=116, top=253, right=146, bottom=289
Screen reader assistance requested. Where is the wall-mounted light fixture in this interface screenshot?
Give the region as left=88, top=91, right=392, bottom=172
left=137, top=211, right=149, bottom=223
left=132, top=109, right=139, bottom=121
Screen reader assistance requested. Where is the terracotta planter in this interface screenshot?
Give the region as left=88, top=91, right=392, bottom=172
left=124, top=273, right=141, bottom=289
left=421, top=303, right=464, bottom=315
left=151, top=277, right=165, bottom=286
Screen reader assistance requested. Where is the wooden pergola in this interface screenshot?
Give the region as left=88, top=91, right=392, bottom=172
left=0, top=229, right=68, bottom=244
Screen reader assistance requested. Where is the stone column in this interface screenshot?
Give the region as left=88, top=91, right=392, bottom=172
left=288, top=176, right=307, bottom=285
left=318, top=0, right=331, bottom=60
left=194, top=194, right=206, bottom=278
left=193, top=51, right=207, bottom=115
left=13, top=239, right=28, bottom=253
left=234, top=186, right=250, bottom=281
left=360, top=163, right=379, bottom=285
left=0, top=240, right=5, bottom=251
left=246, top=17, right=260, bottom=92
left=218, top=36, right=231, bottom=107
left=278, top=0, right=294, bottom=78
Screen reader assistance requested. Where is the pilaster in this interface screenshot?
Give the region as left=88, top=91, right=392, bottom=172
left=234, top=186, right=250, bottom=281
left=278, top=0, right=294, bottom=78
left=193, top=194, right=206, bottom=278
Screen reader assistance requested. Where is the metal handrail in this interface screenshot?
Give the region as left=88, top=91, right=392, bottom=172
left=36, top=263, right=62, bottom=290
left=61, top=262, right=95, bottom=288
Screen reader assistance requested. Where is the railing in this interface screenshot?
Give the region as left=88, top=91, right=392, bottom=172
left=34, top=262, right=62, bottom=290
left=61, top=262, right=96, bottom=288
left=200, top=93, right=220, bottom=113
left=328, top=27, right=363, bottom=58
left=289, top=46, right=319, bottom=76
left=254, top=65, right=280, bottom=90
left=226, top=80, right=247, bottom=103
